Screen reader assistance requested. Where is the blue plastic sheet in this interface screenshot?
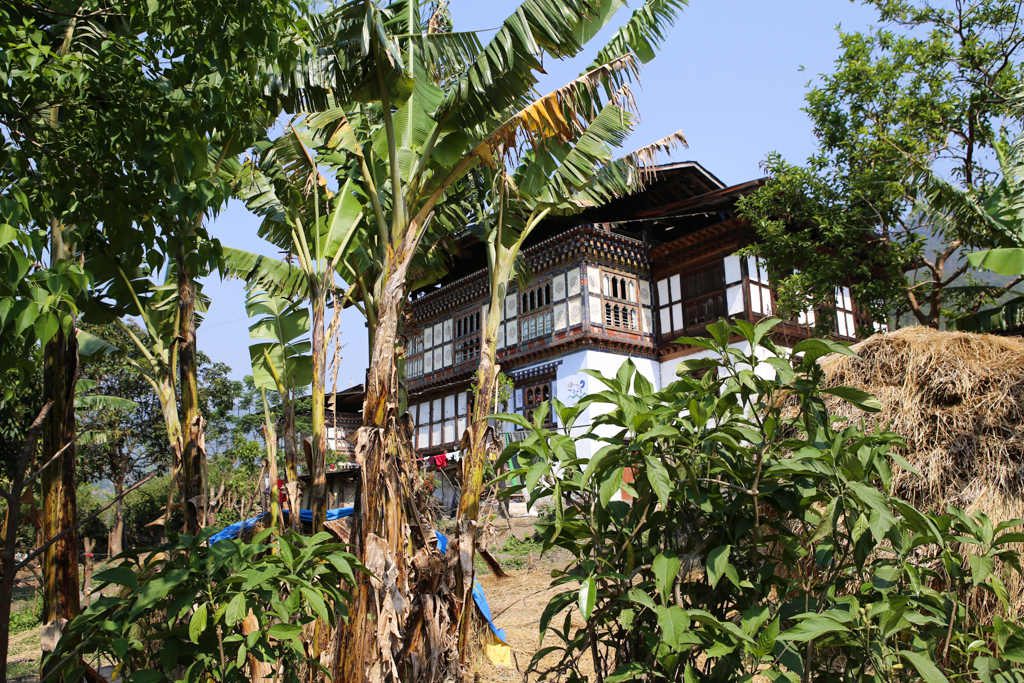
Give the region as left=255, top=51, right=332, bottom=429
left=207, top=507, right=354, bottom=544
left=210, top=509, right=506, bottom=644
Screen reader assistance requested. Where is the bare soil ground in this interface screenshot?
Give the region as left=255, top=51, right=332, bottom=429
left=468, top=516, right=596, bottom=682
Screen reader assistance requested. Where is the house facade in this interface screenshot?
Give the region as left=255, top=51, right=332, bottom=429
left=402, top=162, right=875, bottom=464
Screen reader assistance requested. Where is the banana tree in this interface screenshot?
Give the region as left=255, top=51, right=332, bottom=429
left=259, top=0, right=691, bottom=678
left=455, top=126, right=686, bottom=656
left=224, top=125, right=364, bottom=531
left=913, top=111, right=1024, bottom=332
left=84, top=249, right=213, bottom=533
left=242, top=288, right=314, bottom=529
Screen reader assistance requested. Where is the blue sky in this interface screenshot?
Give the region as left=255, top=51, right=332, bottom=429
left=199, top=0, right=881, bottom=383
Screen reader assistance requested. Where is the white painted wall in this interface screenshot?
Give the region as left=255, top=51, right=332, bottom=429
left=554, top=349, right=660, bottom=463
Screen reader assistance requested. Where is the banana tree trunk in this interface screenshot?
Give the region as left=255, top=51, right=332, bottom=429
left=156, top=379, right=183, bottom=531
left=176, top=249, right=206, bottom=535
left=40, top=321, right=81, bottom=676
left=310, top=285, right=327, bottom=532
left=281, top=394, right=300, bottom=531
left=454, top=279, right=505, bottom=666
left=334, top=244, right=451, bottom=683
left=109, top=462, right=125, bottom=558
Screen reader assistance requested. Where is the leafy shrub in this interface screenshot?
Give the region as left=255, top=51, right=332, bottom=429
left=47, top=528, right=362, bottom=683
left=497, top=318, right=1024, bottom=682
left=9, top=601, right=40, bottom=634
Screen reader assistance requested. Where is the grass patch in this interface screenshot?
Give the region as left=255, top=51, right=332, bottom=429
left=501, top=534, right=542, bottom=556
left=7, top=659, right=37, bottom=681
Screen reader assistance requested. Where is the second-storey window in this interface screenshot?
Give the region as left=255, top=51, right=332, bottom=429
left=413, top=392, right=470, bottom=450
left=455, top=311, right=480, bottom=338
left=657, top=261, right=725, bottom=337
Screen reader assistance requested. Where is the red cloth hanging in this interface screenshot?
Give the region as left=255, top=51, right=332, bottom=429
left=434, top=453, right=448, bottom=468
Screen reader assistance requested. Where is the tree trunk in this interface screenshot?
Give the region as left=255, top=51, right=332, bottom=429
left=40, top=320, right=81, bottom=676
left=81, top=538, right=93, bottom=607
left=109, top=466, right=125, bottom=558
left=310, top=285, right=327, bottom=531
left=0, top=403, right=51, bottom=683
left=454, top=281, right=504, bottom=667
left=334, top=248, right=452, bottom=683
left=176, top=248, right=206, bottom=535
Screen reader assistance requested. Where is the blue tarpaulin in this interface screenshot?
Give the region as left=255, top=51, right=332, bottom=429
left=210, top=508, right=506, bottom=645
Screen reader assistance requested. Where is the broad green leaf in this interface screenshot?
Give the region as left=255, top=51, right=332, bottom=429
left=822, top=385, right=881, bottom=412
left=652, top=552, right=680, bottom=605
left=706, top=545, right=731, bottom=589
left=225, top=592, right=246, bottom=626
left=189, top=603, right=208, bottom=643
left=969, top=248, right=1024, bottom=276
left=606, top=662, right=654, bottom=683
left=525, top=461, right=549, bottom=493
left=657, top=605, right=690, bottom=650
left=778, top=615, right=850, bottom=642
left=969, top=554, right=995, bottom=586
left=300, top=586, right=331, bottom=623
left=644, top=454, right=672, bottom=508
left=599, top=467, right=624, bottom=507
left=268, top=623, right=303, bottom=641
left=578, top=577, right=596, bottom=620
left=898, top=649, right=950, bottom=683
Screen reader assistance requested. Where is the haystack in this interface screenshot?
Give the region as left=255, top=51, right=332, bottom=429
left=817, top=326, right=1024, bottom=516
left=815, top=326, right=1024, bottom=613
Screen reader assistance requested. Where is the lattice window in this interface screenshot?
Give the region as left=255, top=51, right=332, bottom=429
left=520, top=379, right=554, bottom=426
left=605, top=303, right=639, bottom=331
left=602, top=272, right=638, bottom=303
left=455, top=311, right=480, bottom=338
left=657, top=261, right=726, bottom=337
left=520, top=310, right=553, bottom=341
left=520, top=282, right=552, bottom=314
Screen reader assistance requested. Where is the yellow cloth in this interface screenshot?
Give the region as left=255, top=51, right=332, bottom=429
left=483, top=631, right=512, bottom=667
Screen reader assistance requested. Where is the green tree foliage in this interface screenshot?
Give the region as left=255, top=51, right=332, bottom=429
left=738, top=0, right=1024, bottom=330
left=498, top=319, right=1024, bottom=682
left=0, top=0, right=312, bottom=403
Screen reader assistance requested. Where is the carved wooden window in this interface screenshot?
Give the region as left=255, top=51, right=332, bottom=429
left=455, top=311, right=480, bottom=338
left=520, top=310, right=553, bottom=341
left=605, top=303, right=639, bottom=331
left=520, top=379, right=554, bottom=426
left=657, top=261, right=726, bottom=337
left=602, top=272, right=638, bottom=303
left=520, top=282, right=552, bottom=314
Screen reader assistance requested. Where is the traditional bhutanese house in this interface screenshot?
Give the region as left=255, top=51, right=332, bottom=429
left=402, top=161, right=879, bottom=475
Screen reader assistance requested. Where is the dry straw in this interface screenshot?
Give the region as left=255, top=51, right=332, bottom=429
left=814, top=326, right=1024, bottom=613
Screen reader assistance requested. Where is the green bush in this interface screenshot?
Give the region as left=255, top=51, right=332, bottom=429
left=497, top=318, right=1024, bottom=682
left=47, top=528, right=362, bottom=683
left=10, top=601, right=40, bottom=634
